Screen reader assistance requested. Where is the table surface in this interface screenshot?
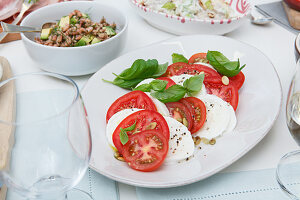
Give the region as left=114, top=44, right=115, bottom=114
left=0, top=0, right=298, bottom=199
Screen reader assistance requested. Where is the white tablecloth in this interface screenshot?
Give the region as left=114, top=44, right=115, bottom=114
left=0, top=0, right=298, bottom=199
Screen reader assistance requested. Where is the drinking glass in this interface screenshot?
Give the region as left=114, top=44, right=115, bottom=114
left=0, top=72, right=92, bottom=200
left=277, top=59, right=300, bottom=199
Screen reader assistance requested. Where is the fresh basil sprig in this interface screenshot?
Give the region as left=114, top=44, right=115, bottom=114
left=151, top=85, right=186, bottom=103
left=183, top=74, right=204, bottom=96
left=206, top=51, right=246, bottom=77
left=135, top=75, right=204, bottom=103
left=134, top=80, right=168, bottom=92
left=172, top=53, right=188, bottom=64
left=119, top=121, right=136, bottom=145
left=103, top=59, right=168, bottom=89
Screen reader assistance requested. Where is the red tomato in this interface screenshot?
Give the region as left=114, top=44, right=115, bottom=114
left=122, top=130, right=168, bottom=172
left=229, top=71, right=245, bottom=90
left=165, top=102, right=194, bottom=131
left=204, top=77, right=239, bottom=110
left=156, top=77, right=176, bottom=89
left=188, top=53, right=208, bottom=64
left=175, top=64, right=221, bottom=79
left=112, top=110, right=169, bottom=153
left=106, top=91, right=157, bottom=122
left=179, top=97, right=206, bottom=134
left=163, top=62, right=190, bottom=77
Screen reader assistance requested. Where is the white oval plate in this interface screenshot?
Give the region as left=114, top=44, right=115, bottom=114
left=82, top=35, right=282, bottom=188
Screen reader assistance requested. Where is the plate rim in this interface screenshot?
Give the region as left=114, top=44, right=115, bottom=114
left=82, top=34, right=283, bottom=188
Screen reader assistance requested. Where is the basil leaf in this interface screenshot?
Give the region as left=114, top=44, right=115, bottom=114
left=119, top=129, right=129, bottom=145
left=103, top=77, right=143, bottom=89
left=152, top=62, right=168, bottom=78
left=151, top=85, right=186, bottom=103
left=183, top=74, right=204, bottom=93
left=172, top=53, right=188, bottom=64
left=133, top=84, right=152, bottom=92
left=119, top=121, right=136, bottom=145
left=162, top=2, right=176, bottom=10
left=207, top=51, right=246, bottom=77
left=150, top=80, right=167, bottom=91
left=117, top=59, right=158, bottom=80
left=205, top=0, right=213, bottom=9
left=124, top=121, right=137, bottom=131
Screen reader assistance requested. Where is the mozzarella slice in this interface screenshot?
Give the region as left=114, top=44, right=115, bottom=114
left=195, top=94, right=233, bottom=140
left=136, top=78, right=155, bottom=86
left=106, top=108, right=141, bottom=148
left=223, top=105, right=237, bottom=135
left=135, top=78, right=170, bottom=117
left=170, top=74, right=207, bottom=96
left=145, top=92, right=170, bottom=117
left=164, top=117, right=194, bottom=162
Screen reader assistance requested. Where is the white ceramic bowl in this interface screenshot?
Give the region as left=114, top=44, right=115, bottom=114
left=20, top=1, right=128, bottom=76
left=129, top=0, right=251, bottom=35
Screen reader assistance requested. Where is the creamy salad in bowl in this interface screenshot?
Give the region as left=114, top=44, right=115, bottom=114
left=137, top=0, right=236, bottom=20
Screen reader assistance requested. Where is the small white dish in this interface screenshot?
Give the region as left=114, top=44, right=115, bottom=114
left=20, top=1, right=128, bottom=76
left=128, top=0, right=251, bottom=35
left=82, top=35, right=282, bottom=188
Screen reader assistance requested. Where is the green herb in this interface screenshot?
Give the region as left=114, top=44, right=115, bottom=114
left=117, top=59, right=158, bottom=80
left=104, top=26, right=116, bottom=36
left=134, top=79, right=167, bottom=92
left=28, top=0, right=39, bottom=3
left=103, top=59, right=168, bottom=89
left=103, top=77, right=143, bottom=89
left=119, top=121, right=136, bottom=145
left=205, top=0, right=214, bottom=10
left=133, top=84, right=152, bottom=92
left=152, top=63, right=168, bottom=78
left=150, top=80, right=167, bottom=91
left=151, top=85, right=186, bottom=103
left=183, top=74, right=204, bottom=96
left=162, top=2, right=176, bottom=10
left=172, top=53, right=188, bottom=64
left=70, top=17, right=78, bottom=25
left=206, top=51, right=246, bottom=77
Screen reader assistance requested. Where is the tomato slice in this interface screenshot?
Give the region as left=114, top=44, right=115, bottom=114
left=229, top=71, right=245, bottom=90
left=163, top=62, right=190, bottom=77
left=165, top=102, right=194, bottom=131
left=122, top=130, right=168, bottom=172
left=179, top=97, right=206, bottom=134
left=106, top=91, right=157, bottom=122
left=188, top=53, right=208, bottom=64
left=156, top=77, right=176, bottom=89
left=204, top=77, right=239, bottom=110
left=175, top=64, right=221, bottom=79
left=112, top=110, right=169, bottom=153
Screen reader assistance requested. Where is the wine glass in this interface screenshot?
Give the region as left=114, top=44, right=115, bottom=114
left=276, top=59, right=300, bottom=199
left=0, top=72, right=92, bottom=200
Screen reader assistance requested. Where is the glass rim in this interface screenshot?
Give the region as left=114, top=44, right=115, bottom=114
left=276, top=150, right=300, bottom=199
left=0, top=72, right=80, bottom=126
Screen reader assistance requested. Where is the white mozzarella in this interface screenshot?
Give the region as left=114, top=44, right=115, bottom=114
left=195, top=94, right=233, bottom=140
left=106, top=108, right=141, bottom=148
left=135, top=78, right=170, bottom=117
left=223, top=105, right=237, bottom=135
left=136, top=78, right=155, bottom=87
left=145, top=92, right=170, bottom=117
left=164, top=117, right=195, bottom=162
left=170, top=74, right=207, bottom=96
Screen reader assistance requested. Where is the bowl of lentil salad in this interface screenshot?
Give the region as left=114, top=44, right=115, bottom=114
left=20, top=1, right=128, bottom=76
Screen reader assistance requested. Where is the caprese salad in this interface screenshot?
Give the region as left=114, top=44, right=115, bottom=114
left=103, top=51, right=245, bottom=172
